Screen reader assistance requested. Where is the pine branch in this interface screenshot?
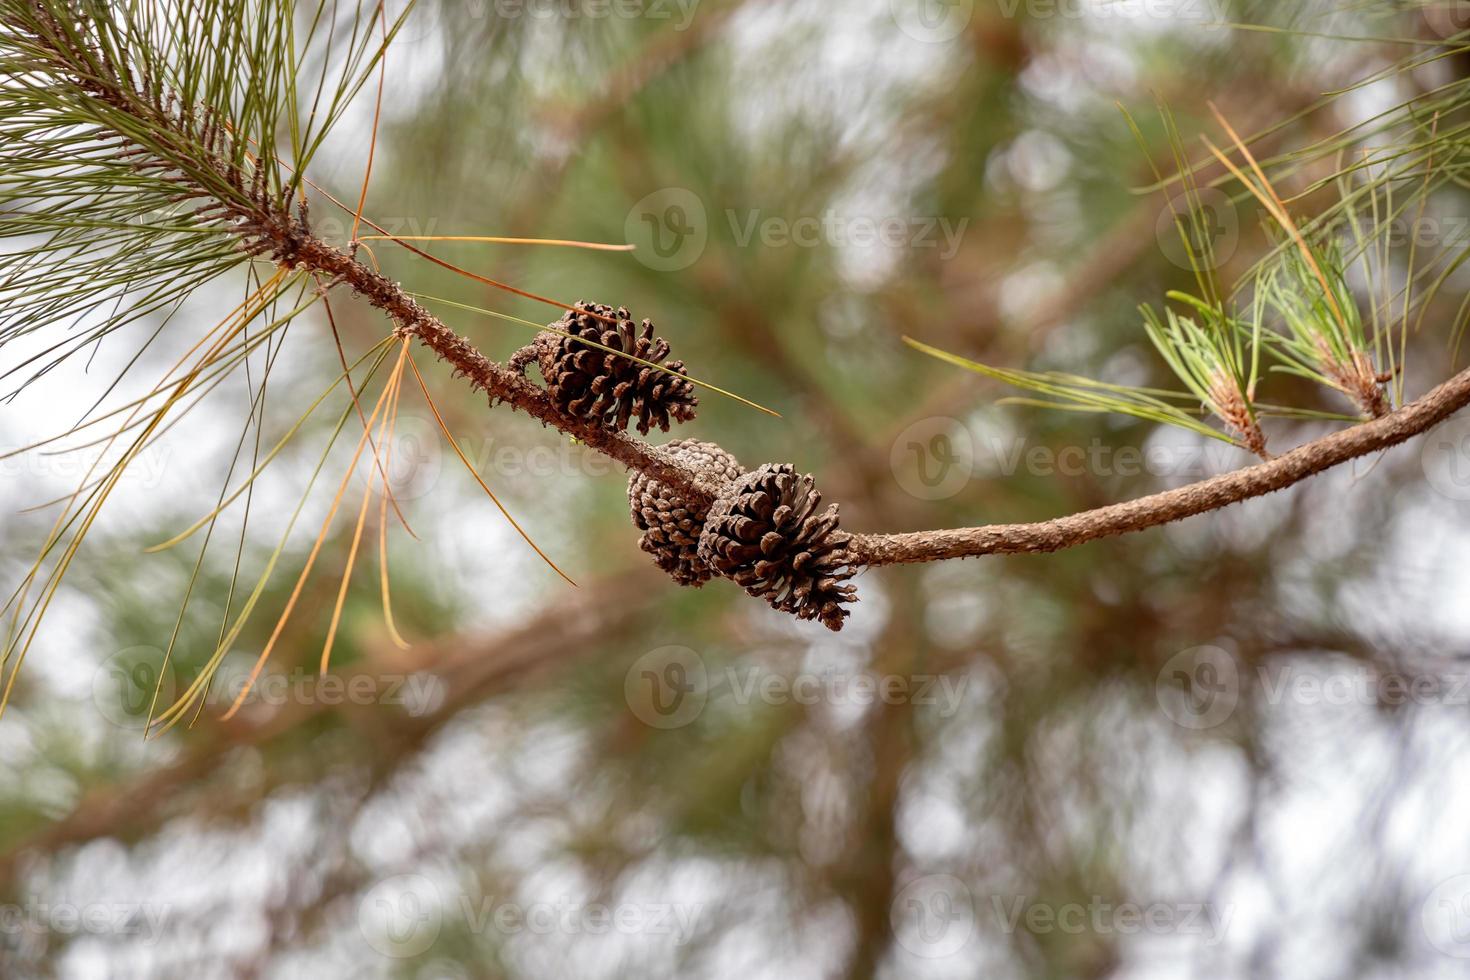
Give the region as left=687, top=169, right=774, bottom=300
left=7, top=0, right=1470, bottom=641
left=848, top=363, right=1470, bottom=566
left=242, top=208, right=724, bottom=508
left=252, top=166, right=1470, bottom=580
left=14, top=33, right=1470, bottom=570
left=3, top=0, right=722, bottom=505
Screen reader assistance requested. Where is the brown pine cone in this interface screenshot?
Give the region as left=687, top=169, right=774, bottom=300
left=697, top=464, right=858, bottom=631
left=519, top=302, right=698, bottom=435
left=628, top=440, right=745, bottom=587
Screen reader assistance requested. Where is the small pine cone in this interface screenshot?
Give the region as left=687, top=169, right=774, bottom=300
left=628, top=440, right=745, bottom=587
left=698, top=464, right=858, bottom=632
left=533, top=302, right=698, bottom=435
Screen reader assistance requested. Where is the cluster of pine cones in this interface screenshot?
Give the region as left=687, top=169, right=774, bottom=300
left=515, top=302, right=859, bottom=631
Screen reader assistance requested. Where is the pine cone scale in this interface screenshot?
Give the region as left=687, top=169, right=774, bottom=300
left=520, top=301, right=698, bottom=435
left=697, top=463, right=858, bottom=631
left=628, top=439, right=745, bottom=587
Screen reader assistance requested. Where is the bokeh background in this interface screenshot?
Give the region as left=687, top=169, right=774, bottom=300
left=4, top=0, right=1470, bottom=977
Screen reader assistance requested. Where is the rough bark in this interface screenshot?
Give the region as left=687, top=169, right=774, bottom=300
left=849, top=365, right=1470, bottom=565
